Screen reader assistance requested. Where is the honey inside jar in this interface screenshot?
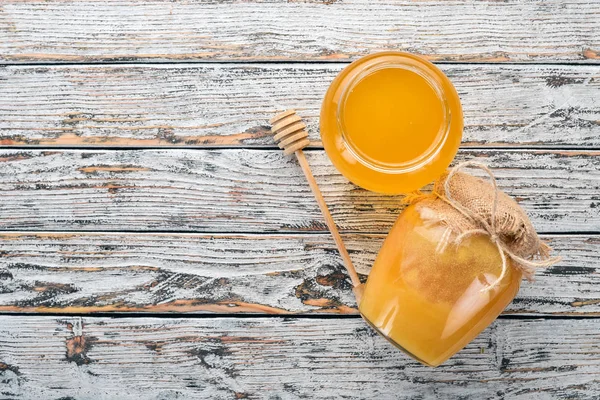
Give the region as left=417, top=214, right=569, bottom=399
left=359, top=204, right=522, bottom=367
left=320, top=52, right=463, bottom=194
left=341, top=67, right=445, bottom=167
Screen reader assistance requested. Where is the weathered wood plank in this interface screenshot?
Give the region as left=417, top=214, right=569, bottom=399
left=0, top=0, right=598, bottom=63
left=1, top=64, right=599, bottom=148
left=0, top=316, right=598, bottom=399
left=0, top=233, right=597, bottom=315
left=0, top=149, right=598, bottom=233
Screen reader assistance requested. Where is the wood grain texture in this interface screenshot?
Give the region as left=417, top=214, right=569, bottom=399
left=0, top=0, right=599, bottom=63
left=1, top=316, right=599, bottom=399
left=0, top=149, right=598, bottom=233
left=0, top=233, right=597, bottom=315
left=1, top=0, right=598, bottom=396
left=1, top=64, right=599, bottom=148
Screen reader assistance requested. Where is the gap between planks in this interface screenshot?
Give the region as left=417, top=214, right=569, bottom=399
left=3, top=146, right=600, bottom=151
left=0, top=230, right=598, bottom=236
left=0, top=311, right=596, bottom=320
left=5, top=61, right=600, bottom=67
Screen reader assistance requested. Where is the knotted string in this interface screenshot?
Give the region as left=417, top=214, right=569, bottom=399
left=434, top=161, right=561, bottom=292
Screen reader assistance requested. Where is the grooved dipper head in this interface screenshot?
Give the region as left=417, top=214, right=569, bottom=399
left=269, top=109, right=310, bottom=155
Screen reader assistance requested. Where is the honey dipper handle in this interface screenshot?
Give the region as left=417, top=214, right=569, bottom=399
left=295, top=150, right=364, bottom=301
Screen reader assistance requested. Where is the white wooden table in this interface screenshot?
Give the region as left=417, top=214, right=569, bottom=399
left=0, top=1, right=599, bottom=398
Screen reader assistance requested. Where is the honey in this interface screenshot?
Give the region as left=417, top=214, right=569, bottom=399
left=316, top=53, right=556, bottom=367
left=359, top=203, right=522, bottom=367
left=320, top=52, right=463, bottom=194
left=341, top=68, right=445, bottom=167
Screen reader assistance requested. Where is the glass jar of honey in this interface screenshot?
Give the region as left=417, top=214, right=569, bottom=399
left=359, top=199, right=522, bottom=367
left=320, top=51, right=463, bottom=194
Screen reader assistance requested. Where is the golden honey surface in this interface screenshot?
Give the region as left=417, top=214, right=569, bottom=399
left=341, top=67, right=445, bottom=167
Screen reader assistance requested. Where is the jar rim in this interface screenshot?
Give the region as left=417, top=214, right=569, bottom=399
left=336, top=58, right=452, bottom=174
left=320, top=51, right=463, bottom=194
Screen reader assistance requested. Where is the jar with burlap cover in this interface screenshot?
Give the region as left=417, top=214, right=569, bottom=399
left=403, top=161, right=561, bottom=291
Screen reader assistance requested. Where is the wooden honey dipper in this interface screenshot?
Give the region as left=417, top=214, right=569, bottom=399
left=269, top=110, right=364, bottom=302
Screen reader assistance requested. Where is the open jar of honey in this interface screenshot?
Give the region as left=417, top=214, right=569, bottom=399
left=320, top=51, right=463, bottom=194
